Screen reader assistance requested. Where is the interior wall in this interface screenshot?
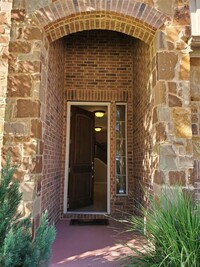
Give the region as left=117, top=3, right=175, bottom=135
left=41, top=39, right=65, bottom=222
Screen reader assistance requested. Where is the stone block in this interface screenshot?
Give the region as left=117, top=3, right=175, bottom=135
left=154, top=81, right=166, bottom=105
left=16, top=99, right=40, bottom=118
left=169, top=171, right=186, bottom=186
left=11, top=9, right=26, bottom=22
left=31, top=119, right=42, bottom=139
left=169, top=94, right=182, bottom=107
left=0, top=35, right=9, bottom=43
left=9, top=41, right=32, bottom=54
left=158, top=106, right=170, bottom=122
left=159, top=145, right=177, bottom=171
left=27, top=0, right=49, bottom=13
left=174, top=5, right=190, bottom=25
left=166, top=26, right=181, bottom=42
left=34, top=156, right=42, bottom=173
left=154, top=170, right=165, bottom=185
left=192, top=137, right=200, bottom=159
left=156, top=122, right=167, bottom=142
left=191, top=114, right=198, bottom=123
left=188, top=168, right=194, bottom=186
left=192, top=124, right=198, bottom=135
left=13, top=169, right=25, bottom=182
left=179, top=54, right=190, bottom=80
left=167, top=41, right=175, bottom=50
left=4, top=122, right=26, bottom=135
left=1, top=2, right=12, bottom=12
left=0, top=25, right=5, bottom=34
left=191, top=58, right=200, bottom=66
left=168, top=82, right=177, bottom=94
left=157, top=52, right=178, bottom=80
left=179, top=156, right=194, bottom=169
left=0, top=12, right=9, bottom=25
left=191, top=65, right=200, bottom=101
left=8, top=54, right=17, bottom=73
left=24, top=27, right=43, bottom=40
left=172, top=108, right=192, bottom=138
left=18, top=61, right=41, bottom=73
left=20, top=181, right=34, bottom=201
left=155, top=31, right=166, bottom=51
left=23, top=141, right=37, bottom=156
left=2, top=146, right=22, bottom=165
left=7, top=75, right=32, bottom=97
left=157, top=0, right=174, bottom=15
left=153, top=107, right=158, bottom=124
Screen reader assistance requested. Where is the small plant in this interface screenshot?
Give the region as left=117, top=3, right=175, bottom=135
left=0, top=156, right=56, bottom=267
left=125, top=186, right=200, bottom=267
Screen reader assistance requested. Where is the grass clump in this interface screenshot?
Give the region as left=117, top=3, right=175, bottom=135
left=126, top=187, right=200, bottom=267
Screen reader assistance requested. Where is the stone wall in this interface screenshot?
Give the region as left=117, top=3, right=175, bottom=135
left=0, top=1, right=13, bottom=168
left=152, top=2, right=193, bottom=196
left=1, top=0, right=195, bottom=223
left=3, top=1, right=45, bottom=222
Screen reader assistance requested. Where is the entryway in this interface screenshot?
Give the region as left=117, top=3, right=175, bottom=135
left=64, top=102, right=110, bottom=214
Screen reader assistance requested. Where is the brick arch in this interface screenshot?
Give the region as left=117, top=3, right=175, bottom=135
left=33, top=0, right=169, bottom=44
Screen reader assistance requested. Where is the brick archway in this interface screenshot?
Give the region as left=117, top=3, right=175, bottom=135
left=32, top=0, right=169, bottom=44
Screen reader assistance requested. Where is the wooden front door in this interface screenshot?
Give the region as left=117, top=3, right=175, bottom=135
left=68, top=106, right=95, bottom=210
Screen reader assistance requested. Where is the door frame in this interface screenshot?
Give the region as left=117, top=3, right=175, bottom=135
left=64, top=101, right=111, bottom=214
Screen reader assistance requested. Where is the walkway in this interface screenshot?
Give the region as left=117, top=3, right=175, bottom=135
left=50, top=219, right=144, bottom=267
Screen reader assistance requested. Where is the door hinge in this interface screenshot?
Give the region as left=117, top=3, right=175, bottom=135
left=68, top=168, right=70, bottom=173
left=67, top=203, right=69, bottom=208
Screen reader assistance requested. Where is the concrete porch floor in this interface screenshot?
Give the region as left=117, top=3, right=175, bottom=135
left=50, top=219, right=144, bottom=267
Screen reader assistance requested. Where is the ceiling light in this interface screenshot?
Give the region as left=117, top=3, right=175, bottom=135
left=95, top=127, right=102, bottom=132
left=94, top=110, right=105, bottom=118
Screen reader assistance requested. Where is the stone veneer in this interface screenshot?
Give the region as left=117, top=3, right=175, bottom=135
left=0, top=0, right=196, bottom=226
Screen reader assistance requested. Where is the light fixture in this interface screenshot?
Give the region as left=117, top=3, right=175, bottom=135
left=95, top=127, right=102, bottom=132
left=94, top=110, right=105, bottom=118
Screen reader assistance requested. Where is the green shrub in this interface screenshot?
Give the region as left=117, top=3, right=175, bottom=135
left=0, top=156, right=56, bottom=267
left=126, top=187, right=200, bottom=267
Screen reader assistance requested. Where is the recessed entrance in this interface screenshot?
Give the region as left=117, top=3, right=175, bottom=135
left=64, top=102, right=110, bottom=214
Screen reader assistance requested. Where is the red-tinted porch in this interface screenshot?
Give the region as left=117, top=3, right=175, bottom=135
left=50, top=220, right=144, bottom=267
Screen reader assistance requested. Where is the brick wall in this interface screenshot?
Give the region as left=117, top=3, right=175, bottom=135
left=42, top=39, right=65, bottom=222
left=191, top=57, right=200, bottom=201
left=61, top=30, right=152, bottom=216
left=132, top=40, right=152, bottom=208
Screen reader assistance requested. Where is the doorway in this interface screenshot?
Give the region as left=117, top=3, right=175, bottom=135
left=64, top=102, right=110, bottom=214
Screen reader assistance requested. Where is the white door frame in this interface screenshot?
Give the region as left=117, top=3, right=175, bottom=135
left=63, top=101, right=111, bottom=214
